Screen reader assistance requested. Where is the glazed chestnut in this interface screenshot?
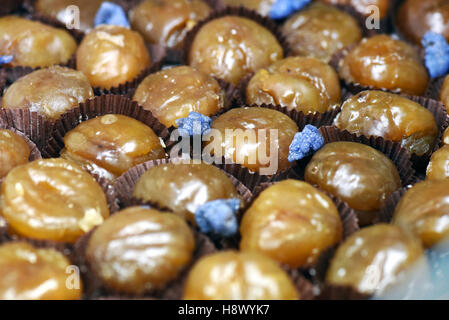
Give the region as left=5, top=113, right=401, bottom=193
left=0, top=129, right=30, bottom=179
left=184, top=251, right=299, bottom=300
left=246, top=56, right=341, bottom=113
left=0, top=16, right=76, bottom=68
left=338, top=35, right=429, bottom=96
left=188, top=16, right=283, bottom=85
left=282, top=3, right=362, bottom=63
left=319, top=0, right=390, bottom=18
left=129, top=0, right=211, bottom=49
left=397, top=0, right=449, bottom=45
left=326, top=224, right=425, bottom=295
left=1, top=66, right=94, bottom=121
left=86, top=206, right=195, bottom=294
left=35, top=0, right=113, bottom=33
left=334, top=91, right=438, bottom=156
left=207, top=107, right=298, bottom=174
left=133, top=66, right=225, bottom=128
left=133, top=162, right=239, bottom=223
left=76, top=25, right=151, bottom=89
left=426, top=145, right=449, bottom=180
left=0, top=158, right=110, bottom=243
left=223, top=0, right=275, bottom=16
left=305, top=142, right=401, bottom=224
left=393, top=180, right=449, bottom=248
left=240, top=180, right=342, bottom=268
left=61, top=114, right=165, bottom=180
left=440, top=75, right=449, bottom=115
left=0, top=242, right=82, bottom=300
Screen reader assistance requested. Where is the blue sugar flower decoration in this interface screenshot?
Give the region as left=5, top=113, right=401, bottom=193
left=422, top=32, right=449, bottom=78
left=0, top=55, right=13, bottom=65
left=195, top=198, right=241, bottom=238
left=176, top=112, right=212, bottom=136
left=288, top=124, right=324, bottom=162
left=269, top=0, right=311, bottom=20
left=94, top=2, right=130, bottom=28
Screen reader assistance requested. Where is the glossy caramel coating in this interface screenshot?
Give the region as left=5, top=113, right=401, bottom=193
left=282, top=3, right=362, bottom=63
left=246, top=56, right=341, bottom=113
left=129, top=0, right=211, bottom=49
left=209, top=107, right=298, bottom=174
left=240, top=180, right=342, bottom=268
left=133, top=162, right=239, bottom=223
left=427, top=145, right=449, bottom=180
left=35, top=0, right=110, bottom=33
left=305, top=142, right=401, bottom=215
left=223, top=0, right=275, bottom=16
left=0, top=242, right=81, bottom=300
left=339, top=35, right=429, bottom=96
left=397, top=0, right=449, bottom=45
left=326, top=224, right=425, bottom=295
left=184, top=251, right=299, bottom=300
left=440, top=75, right=449, bottom=115
left=0, top=16, right=76, bottom=68
left=334, top=91, right=438, bottom=156
left=188, top=16, right=283, bottom=85
left=319, top=0, right=390, bottom=18
left=393, top=180, right=449, bottom=248
left=61, top=114, right=165, bottom=180
left=76, top=25, right=151, bottom=89
left=86, top=207, right=194, bottom=294
left=0, top=159, right=109, bottom=243
left=0, top=130, right=30, bottom=179
left=133, top=66, right=224, bottom=128
left=2, top=66, right=94, bottom=121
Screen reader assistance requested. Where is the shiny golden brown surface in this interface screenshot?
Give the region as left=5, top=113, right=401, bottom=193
left=0, top=242, right=82, bottom=300
left=240, top=180, right=342, bottom=268
left=184, top=251, right=299, bottom=300
left=208, top=107, right=298, bottom=174
left=2, top=66, right=94, bottom=121
left=319, top=0, right=390, bottom=18
left=133, top=66, right=224, bottom=128
left=339, top=35, right=429, bottom=96
left=393, top=180, right=449, bottom=248
left=0, top=130, right=30, bottom=179
left=397, top=0, right=449, bottom=45
left=282, top=3, right=362, bottom=63
left=334, top=91, right=438, bottom=156
left=61, top=114, right=165, bottom=180
left=223, top=0, right=276, bottom=16
left=76, top=25, right=151, bottom=89
left=188, top=16, right=283, bottom=85
left=129, top=0, right=211, bottom=49
left=35, top=0, right=106, bottom=33
left=0, top=16, right=76, bottom=68
left=427, top=145, right=449, bottom=180
left=305, top=142, right=401, bottom=217
left=86, top=207, right=194, bottom=294
left=326, top=224, right=425, bottom=295
left=440, top=75, right=449, bottom=115
left=0, top=158, right=109, bottom=243
left=246, top=56, right=341, bottom=113
left=133, top=162, right=239, bottom=223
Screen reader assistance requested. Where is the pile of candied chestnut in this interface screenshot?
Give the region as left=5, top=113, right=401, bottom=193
left=1, top=0, right=449, bottom=300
